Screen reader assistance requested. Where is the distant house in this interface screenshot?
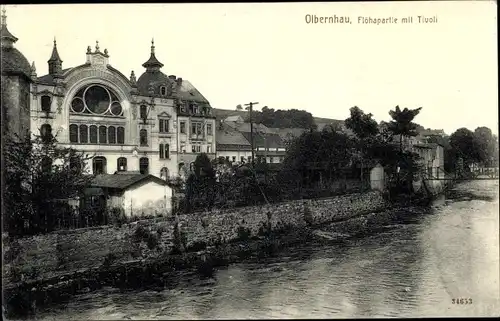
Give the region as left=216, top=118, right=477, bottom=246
left=216, top=122, right=253, bottom=163
left=411, top=142, right=445, bottom=179
left=223, top=115, right=245, bottom=123
left=82, top=172, right=174, bottom=217
left=240, top=131, right=286, bottom=164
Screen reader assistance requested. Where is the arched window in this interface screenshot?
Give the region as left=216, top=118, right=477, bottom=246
left=79, top=125, right=88, bottom=143
left=160, top=86, right=167, bottom=96
left=140, top=105, right=148, bottom=120
left=108, top=126, right=116, bottom=144
left=117, top=157, right=127, bottom=171
left=99, top=126, right=107, bottom=144
left=139, top=157, right=149, bottom=175
left=69, top=124, right=78, bottom=143
left=40, top=124, right=52, bottom=143
left=70, top=84, right=123, bottom=116
left=41, top=95, right=52, bottom=113
left=92, top=156, right=107, bottom=175
left=89, top=125, right=98, bottom=144
left=140, top=129, right=148, bottom=146
left=160, top=167, right=169, bottom=180
left=41, top=157, right=52, bottom=173
left=117, top=126, right=125, bottom=144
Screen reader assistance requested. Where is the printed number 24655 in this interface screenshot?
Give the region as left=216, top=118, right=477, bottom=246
left=452, top=298, right=472, bottom=304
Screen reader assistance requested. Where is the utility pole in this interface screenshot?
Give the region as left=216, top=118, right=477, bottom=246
left=244, top=102, right=259, bottom=167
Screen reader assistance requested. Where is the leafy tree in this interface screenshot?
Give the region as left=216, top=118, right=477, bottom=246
left=235, top=104, right=243, bottom=111
left=249, top=106, right=317, bottom=130
left=4, top=132, right=94, bottom=236
left=387, top=105, right=423, bottom=153
left=344, top=106, right=379, bottom=181
left=473, top=126, right=497, bottom=166
left=449, top=128, right=482, bottom=170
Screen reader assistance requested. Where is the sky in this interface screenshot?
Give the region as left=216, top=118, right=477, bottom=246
left=4, top=2, right=498, bottom=135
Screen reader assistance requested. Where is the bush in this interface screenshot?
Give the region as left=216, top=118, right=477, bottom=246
left=236, top=226, right=251, bottom=241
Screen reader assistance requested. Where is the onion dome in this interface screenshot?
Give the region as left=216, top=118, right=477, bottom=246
left=1, top=7, right=31, bottom=79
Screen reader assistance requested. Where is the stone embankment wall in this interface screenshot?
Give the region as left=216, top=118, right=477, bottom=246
left=3, top=191, right=387, bottom=287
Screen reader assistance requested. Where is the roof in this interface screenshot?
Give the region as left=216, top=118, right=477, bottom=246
left=269, top=127, right=307, bottom=140
left=216, top=126, right=252, bottom=147
left=136, top=70, right=170, bottom=96
left=240, top=132, right=285, bottom=148
left=48, top=41, right=62, bottom=63
left=37, top=67, right=72, bottom=85
left=176, top=79, right=210, bottom=104
left=224, top=121, right=273, bottom=134
left=1, top=46, right=31, bottom=79
left=91, top=173, right=170, bottom=190
left=224, top=115, right=244, bottom=122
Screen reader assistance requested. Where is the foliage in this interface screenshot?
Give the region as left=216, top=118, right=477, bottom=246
left=344, top=106, right=379, bottom=140
left=473, top=126, right=498, bottom=166
left=248, top=106, right=317, bottom=130
left=449, top=128, right=481, bottom=167
left=3, top=132, right=94, bottom=236
left=387, top=105, right=423, bottom=152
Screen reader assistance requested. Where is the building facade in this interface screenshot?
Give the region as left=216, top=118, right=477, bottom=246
left=30, top=38, right=216, bottom=180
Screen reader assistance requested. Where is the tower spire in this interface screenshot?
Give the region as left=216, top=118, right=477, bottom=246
left=142, top=38, right=163, bottom=72
left=1, top=6, right=19, bottom=47
left=48, top=37, right=63, bottom=75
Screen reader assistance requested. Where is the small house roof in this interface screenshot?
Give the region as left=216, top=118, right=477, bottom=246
left=91, top=173, right=170, bottom=190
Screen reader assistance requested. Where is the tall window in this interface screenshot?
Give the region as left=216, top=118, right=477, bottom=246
left=191, top=122, right=202, bottom=135
left=180, top=122, right=186, bottom=134
left=232, top=156, right=236, bottom=163
left=89, top=125, right=98, bottom=143
left=93, top=156, right=107, bottom=175
left=207, top=145, right=212, bottom=153
left=140, top=129, right=148, bottom=146
left=192, top=144, right=201, bottom=153
left=79, top=125, right=88, bottom=143
left=140, top=105, right=148, bottom=120
left=41, top=95, right=52, bottom=113
left=159, top=119, right=169, bottom=133
left=69, top=124, right=78, bottom=143
left=159, top=143, right=170, bottom=159
left=207, top=123, right=213, bottom=136
left=117, top=126, right=125, bottom=144
left=139, top=157, right=149, bottom=175
left=160, top=86, right=167, bottom=96
left=99, top=126, right=107, bottom=144
left=241, top=156, right=245, bottom=163
left=117, top=157, right=127, bottom=171
left=270, top=156, right=274, bottom=163
left=160, top=167, right=169, bottom=180
left=108, top=126, right=116, bottom=144
left=40, top=124, right=52, bottom=143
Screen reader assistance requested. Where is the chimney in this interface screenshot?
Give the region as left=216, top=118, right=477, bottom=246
left=168, top=75, right=177, bottom=80
left=176, top=77, right=183, bottom=86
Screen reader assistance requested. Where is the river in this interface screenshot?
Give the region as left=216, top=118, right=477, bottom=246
left=33, top=180, right=499, bottom=319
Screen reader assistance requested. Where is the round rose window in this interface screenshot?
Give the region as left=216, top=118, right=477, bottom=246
left=70, top=84, right=123, bottom=116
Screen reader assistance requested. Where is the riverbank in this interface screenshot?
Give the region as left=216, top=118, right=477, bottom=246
left=3, top=191, right=391, bottom=317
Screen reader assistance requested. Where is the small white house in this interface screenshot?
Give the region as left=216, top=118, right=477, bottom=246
left=87, top=172, right=174, bottom=217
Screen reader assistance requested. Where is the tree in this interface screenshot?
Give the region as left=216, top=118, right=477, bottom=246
left=344, top=106, right=379, bottom=182
left=387, top=105, right=423, bottom=153
left=449, top=127, right=482, bottom=170
left=473, top=126, right=496, bottom=166
left=236, top=104, right=243, bottom=111
left=249, top=106, right=317, bottom=130
left=4, top=132, right=94, bottom=236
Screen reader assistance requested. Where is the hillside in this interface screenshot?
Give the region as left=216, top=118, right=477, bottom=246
left=212, top=108, right=344, bottom=129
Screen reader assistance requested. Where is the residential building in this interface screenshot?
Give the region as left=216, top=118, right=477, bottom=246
left=216, top=122, right=252, bottom=163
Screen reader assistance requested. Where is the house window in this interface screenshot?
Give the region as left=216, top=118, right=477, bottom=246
left=160, top=167, right=169, bottom=180
left=117, top=157, right=127, bottom=171
left=180, top=122, right=186, bottom=134
left=231, top=156, right=236, bottom=163
left=159, top=143, right=170, bottom=159
left=191, top=122, right=202, bottom=135
left=207, top=123, right=213, bottom=136
left=270, top=156, right=274, bottom=163
left=40, top=124, right=52, bottom=143
left=93, top=156, right=107, bottom=175
left=192, top=144, right=201, bottom=153
left=159, top=119, right=169, bottom=133
left=225, top=156, right=230, bottom=162
left=140, top=129, right=148, bottom=146
left=99, top=126, right=107, bottom=144
left=160, top=86, right=167, bottom=96
left=69, top=124, right=78, bottom=143
left=79, top=125, right=88, bottom=143
left=89, top=125, right=98, bottom=143
left=41, top=156, right=52, bottom=173
left=241, top=156, right=245, bottom=163
left=108, top=126, right=116, bottom=144
left=117, top=126, right=125, bottom=144
left=139, top=157, right=149, bottom=175
left=247, top=156, right=252, bottom=163
left=207, top=145, right=212, bottom=153
left=140, top=105, right=148, bottom=120
left=41, top=95, right=52, bottom=113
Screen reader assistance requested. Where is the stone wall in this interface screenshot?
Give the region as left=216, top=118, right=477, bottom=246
left=3, top=191, right=387, bottom=287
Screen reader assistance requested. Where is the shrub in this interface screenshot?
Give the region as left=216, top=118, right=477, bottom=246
left=236, top=225, right=251, bottom=241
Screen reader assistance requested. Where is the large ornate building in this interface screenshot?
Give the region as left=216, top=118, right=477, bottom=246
left=29, top=35, right=216, bottom=180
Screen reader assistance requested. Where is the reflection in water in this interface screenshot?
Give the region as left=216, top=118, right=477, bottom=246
left=34, top=181, right=499, bottom=320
